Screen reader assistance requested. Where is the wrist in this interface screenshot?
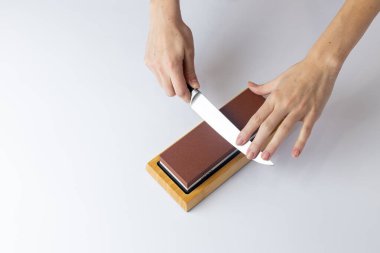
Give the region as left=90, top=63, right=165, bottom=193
left=305, top=47, right=344, bottom=75
left=150, top=0, right=182, bottom=24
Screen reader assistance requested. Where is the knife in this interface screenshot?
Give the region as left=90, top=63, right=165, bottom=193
left=188, top=85, right=274, bottom=166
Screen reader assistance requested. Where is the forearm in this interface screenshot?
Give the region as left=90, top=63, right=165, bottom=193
left=150, top=0, right=182, bottom=23
left=307, top=0, right=379, bottom=70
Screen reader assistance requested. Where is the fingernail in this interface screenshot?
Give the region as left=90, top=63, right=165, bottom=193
left=261, top=151, right=271, bottom=160
left=236, top=134, right=244, bottom=145
left=292, top=148, right=300, bottom=158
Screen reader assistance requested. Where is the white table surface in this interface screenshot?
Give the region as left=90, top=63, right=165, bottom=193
left=1, top=0, right=379, bottom=252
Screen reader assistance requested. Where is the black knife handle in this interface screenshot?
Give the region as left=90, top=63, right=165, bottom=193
left=187, top=83, right=194, bottom=92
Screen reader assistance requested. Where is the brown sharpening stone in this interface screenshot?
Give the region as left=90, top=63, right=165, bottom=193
left=159, top=88, right=265, bottom=190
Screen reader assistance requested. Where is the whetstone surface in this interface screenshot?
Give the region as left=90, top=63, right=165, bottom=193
left=160, top=89, right=265, bottom=190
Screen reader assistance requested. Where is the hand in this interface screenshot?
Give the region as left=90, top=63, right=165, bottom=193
left=144, top=3, right=199, bottom=103
left=236, top=57, right=341, bottom=160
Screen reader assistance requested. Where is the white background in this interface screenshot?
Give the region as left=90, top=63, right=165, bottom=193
left=0, top=0, right=379, bottom=252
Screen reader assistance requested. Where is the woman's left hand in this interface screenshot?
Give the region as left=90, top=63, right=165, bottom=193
left=236, top=56, right=341, bottom=160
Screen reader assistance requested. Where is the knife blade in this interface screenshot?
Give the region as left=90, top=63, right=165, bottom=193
left=188, top=86, right=274, bottom=166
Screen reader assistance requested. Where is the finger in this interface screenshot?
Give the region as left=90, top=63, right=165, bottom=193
left=144, top=56, right=155, bottom=72
left=248, top=81, right=275, bottom=96
left=146, top=59, right=163, bottom=88
left=184, top=50, right=200, bottom=89
left=292, top=117, right=315, bottom=158
left=263, top=112, right=299, bottom=157
left=247, top=109, right=287, bottom=160
left=158, top=71, right=175, bottom=97
left=236, top=101, right=274, bottom=146
left=151, top=68, right=163, bottom=87
left=170, top=64, right=191, bottom=102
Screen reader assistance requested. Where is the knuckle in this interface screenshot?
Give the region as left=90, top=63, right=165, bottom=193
left=269, top=92, right=279, bottom=102
left=252, top=113, right=264, bottom=124
left=166, top=90, right=175, bottom=97
left=166, top=58, right=180, bottom=70
left=144, top=57, right=154, bottom=69
left=293, top=112, right=303, bottom=122
left=262, top=120, right=274, bottom=132
left=300, top=101, right=308, bottom=109
left=303, top=124, right=313, bottom=135
left=280, top=122, right=290, bottom=132
left=186, top=49, right=195, bottom=58
left=156, top=64, right=165, bottom=74
left=152, top=63, right=159, bottom=71
left=296, top=104, right=307, bottom=114
left=187, top=27, right=193, bottom=36
left=144, top=57, right=150, bottom=66
left=310, top=108, right=320, bottom=119
left=294, top=108, right=304, bottom=118
left=176, top=89, right=187, bottom=97
left=184, top=25, right=193, bottom=36
left=280, top=98, right=292, bottom=109
left=185, top=71, right=196, bottom=80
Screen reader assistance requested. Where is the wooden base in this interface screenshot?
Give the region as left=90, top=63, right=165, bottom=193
left=146, top=152, right=251, bottom=212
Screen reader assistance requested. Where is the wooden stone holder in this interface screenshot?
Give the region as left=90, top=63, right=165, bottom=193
left=146, top=89, right=270, bottom=212
left=146, top=152, right=250, bottom=211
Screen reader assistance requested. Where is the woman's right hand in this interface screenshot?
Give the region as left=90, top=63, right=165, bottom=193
left=144, top=1, right=199, bottom=103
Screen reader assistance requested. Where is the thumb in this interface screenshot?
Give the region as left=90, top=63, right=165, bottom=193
left=184, top=52, right=200, bottom=89
left=248, top=81, right=274, bottom=96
